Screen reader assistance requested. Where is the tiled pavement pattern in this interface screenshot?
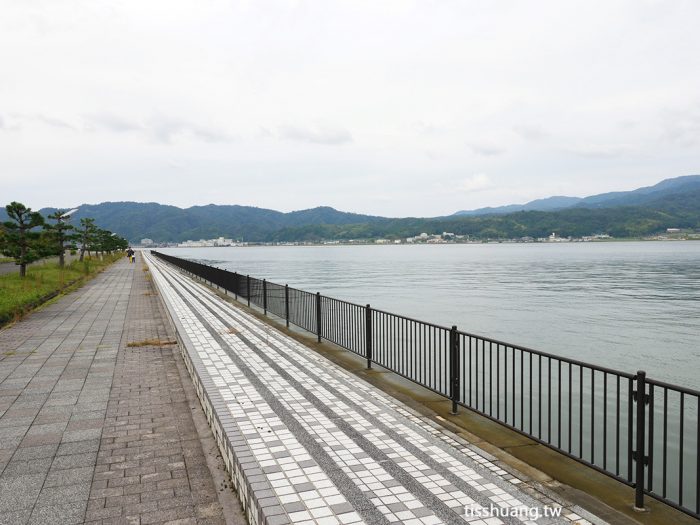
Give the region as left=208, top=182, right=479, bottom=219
left=0, top=256, right=229, bottom=524
left=145, top=252, right=605, bottom=525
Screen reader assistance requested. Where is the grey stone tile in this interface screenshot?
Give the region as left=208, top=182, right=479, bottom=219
left=0, top=435, right=23, bottom=449
left=51, top=452, right=97, bottom=470
left=29, top=500, right=87, bottom=525
left=0, top=473, right=44, bottom=512
left=0, top=426, right=28, bottom=439
left=45, top=466, right=95, bottom=487
left=57, top=438, right=101, bottom=456
left=0, top=507, right=32, bottom=525
left=25, top=422, right=68, bottom=436
left=2, top=458, right=53, bottom=477
left=36, top=480, right=92, bottom=508
left=11, top=444, right=58, bottom=460
left=62, top=428, right=103, bottom=443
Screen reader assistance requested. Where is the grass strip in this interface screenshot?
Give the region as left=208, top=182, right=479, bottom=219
left=0, top=254, right=123, bottom=327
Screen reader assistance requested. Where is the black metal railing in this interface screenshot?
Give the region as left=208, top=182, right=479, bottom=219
left=151, top=250, right=699, bottom=518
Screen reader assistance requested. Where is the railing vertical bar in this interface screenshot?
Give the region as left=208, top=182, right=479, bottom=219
left=548, top=357, right=552, bottom=443
left=263, top=279, right=267, bottom=315
left=616, top=375, right=620, bottom=476
left=520, top=350, right=524, bottom=430
left=604, top=372, right=608, bottom=470
left=679, top=392, right=685, bottom=507
left=365, top=305, right=372, bottom=369
left=481, top=341, right=485, bottom=412
left=568, top=363, right=572, bottom=454
left=558, top=360, right=562, bottom=449
left=489, top=341, right=493, bottom=416
left=474, top=337, right=478, bottom=410
left=648, top=384, right=654, bottom=491
left=580, top=366, right=584, bottom=458
left=512, top=348, right=516, bottom=427
left=663, top=388, right=668, bottom=498
left=592, top=369, right=595, bottom=464
left=529, top=352, right=533, bottom=435
left=497, top=343, right=500, bottom=420
left=538, top=354, right=542, bottom=440
left=628, top=378, right=634, bottom=482
left=450, top=326, right=459, bottom=414
left=315, top=292, right=322, bottom=343
left=634, top=371, right=647, bottom=510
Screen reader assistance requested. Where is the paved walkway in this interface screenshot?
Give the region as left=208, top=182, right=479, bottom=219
left=0, top=255, right=237, bottom=524
left=145, top=253, right=605, bottom=525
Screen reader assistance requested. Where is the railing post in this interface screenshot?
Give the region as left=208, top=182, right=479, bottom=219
left=234, top=272, right=238, bottom=300
left=450, top=326, right=460, bottom=415
left=315, top=292, right=322, bottom=343
left=634, top=370, right=648, bottom=511
left=365, top=304, right=372, bottom=369
left=263, top=279, right=267, bottom=315
left=246, top=275, right=250, bottom=307
left=284, top=285, right=290, bottom=328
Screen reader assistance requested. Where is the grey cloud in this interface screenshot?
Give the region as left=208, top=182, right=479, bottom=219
left=278, top=125, right=353, bottom=145
left=1, top=113, right=71, bottom=131
left=468, top=143, right=505, bottom=156
left=662, top=108, right=700, bottom=147
left=86, top=113, right=142, bottom=133
left=0, top=114, right=20, bottom=131
left=564, top=144, right=628, bottom=159
left=147, top=115, right=230, bottom=144
left=513, top=125, right=548, bottom=141
left=34, top=114, right=76, bottom=130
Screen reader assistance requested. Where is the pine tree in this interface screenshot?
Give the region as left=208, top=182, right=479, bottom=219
left=44, top=210, right=77, bottom=267
left=1, top=202, right=46, bottom=277
left=76, top=217, right=98, bottom=262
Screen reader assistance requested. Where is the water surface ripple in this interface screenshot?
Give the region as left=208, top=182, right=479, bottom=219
left=162, top=242, right=700, bottom=390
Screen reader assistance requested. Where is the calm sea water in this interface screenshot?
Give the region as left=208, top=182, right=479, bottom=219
left=161, top=242, right=700, bottom=390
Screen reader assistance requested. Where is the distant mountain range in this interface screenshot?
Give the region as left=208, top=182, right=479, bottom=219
left=454, top=175, right=700, bottom=215
left=2, top=175, right=700, bottom=242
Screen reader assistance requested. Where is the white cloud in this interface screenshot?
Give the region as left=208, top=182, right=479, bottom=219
left=86, top=113, right=142, bottom=133
left=468, top=143, right=505, bottom=157
left=513, top=125, right=548, bottom=141
left=147, top=115, right=231, bottom=144
left=563, top=143, right=630, bottom=159
left=459, top=174, right=493, bottom=193
left=278, top=125, right=353, bottom=145
left=0, top=1, right=699, bottom=216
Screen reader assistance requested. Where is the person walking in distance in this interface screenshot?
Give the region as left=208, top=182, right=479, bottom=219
left=127, top=247, right=135, bottom=263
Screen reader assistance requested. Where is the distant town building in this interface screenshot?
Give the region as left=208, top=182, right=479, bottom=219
left=177, top=237, right=239, bottom=248
left=667, top=228, right=681, bottom=233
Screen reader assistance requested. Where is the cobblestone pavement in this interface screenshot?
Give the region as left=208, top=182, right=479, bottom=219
left=146, top=253, right=606, bottom=525
left=0, top=255, right=237, bottom=524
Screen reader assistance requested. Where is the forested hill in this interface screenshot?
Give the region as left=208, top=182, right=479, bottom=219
left=454, top=174, right=700, bottom=215
left=25, top=203, right=386, bottom=243
left=2, top=176, right=699, bottom=242
left=267, top=187, right=700, bottom=241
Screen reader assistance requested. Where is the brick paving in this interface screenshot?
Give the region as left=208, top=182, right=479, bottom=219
left=146, top=252, right=606, bottom=525
left=0, top=255, right=238, bottom=524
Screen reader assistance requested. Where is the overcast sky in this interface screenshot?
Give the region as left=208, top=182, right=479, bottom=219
left=1, top=0, right=699, bottom=217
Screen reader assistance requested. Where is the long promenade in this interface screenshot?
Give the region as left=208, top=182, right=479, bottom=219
left=144, top=252, right=605, bottom=525
left=0, top=255, right=241, bottom=524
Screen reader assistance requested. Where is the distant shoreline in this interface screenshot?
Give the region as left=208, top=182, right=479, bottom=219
left=142, top=237, right=700, bottom=249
